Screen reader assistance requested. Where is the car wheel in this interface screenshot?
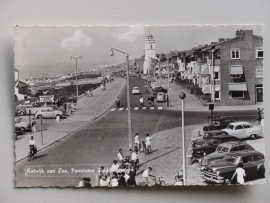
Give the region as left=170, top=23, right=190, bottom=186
left=250, top=134, right=257, bottom=140
left=19, top=111, right=25, bottom=116
left=225, top=179, right=231, bottom=185
left=37, top=115, right=43, bottom=119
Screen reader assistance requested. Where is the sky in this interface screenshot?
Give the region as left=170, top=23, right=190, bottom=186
left=14, top=25, right=263, bottom=78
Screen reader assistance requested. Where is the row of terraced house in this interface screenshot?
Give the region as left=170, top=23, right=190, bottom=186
left=167, top=29, right=263, bottom=106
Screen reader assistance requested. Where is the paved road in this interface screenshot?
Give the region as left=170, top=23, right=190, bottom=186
left=15, top=77, right=258, bottom=187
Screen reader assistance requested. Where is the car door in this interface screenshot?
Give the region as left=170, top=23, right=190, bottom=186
left=233, top=125, right=245, bottom=139
left=46, top=109, right=54, bottom=118
left=241, top=155, right=255, bottom=178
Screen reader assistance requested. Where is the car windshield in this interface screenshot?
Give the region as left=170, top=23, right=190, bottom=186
left=216, top=146, right=229, bottom=153
left=227, top=124, right=234, bottom=130
left=223, top=155, right=240, bottom=164
left=133, top=87, right=138, bottom=90
left=210, top=121, right=220, bottom=126
left=203, top=133, right=212, bottom=138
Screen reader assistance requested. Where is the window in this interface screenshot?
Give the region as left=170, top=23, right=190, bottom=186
left=215, top=91, right=220, bottom=100
left=231, top=91, right=244, bottom=98
left=47, top=109, right=53, bottom=112
left=214, top=72, right=220, bottom=80
left=242, top=156, right=253, bottom=164
left=253, top=155, right=264, bottom=162
left=231, top=49, right=240, bottom=59
left=243, top=124, right=251, bottom=128
left=231, top=74, right=241, bottom=79
left=235, top=125, right=243, bottom=130
left=230, top=147, right=238, bottom=152
left=238, top=145, right=247, bottom=151
left=256, top=48, right=264, bottom=58
left=256, top=66, right=263, bottom=78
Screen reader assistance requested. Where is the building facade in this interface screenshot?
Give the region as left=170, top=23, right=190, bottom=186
left=143, top=32, right=156, bottom=74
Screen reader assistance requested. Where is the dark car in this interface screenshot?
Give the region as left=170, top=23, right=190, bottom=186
left=191, top=130, right=229, bottom=148
left=202, top=151, right=265, bottom=185
left=203, top=117, right=233, bottom=132
left=152, top=87, right=167, bottom=97
left=191, top=136, right=240, bottom=161
left=200, top=141, right=255, bottom=168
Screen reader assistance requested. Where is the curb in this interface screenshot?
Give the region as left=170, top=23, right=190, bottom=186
left=15, top=78, right=127, bottom=163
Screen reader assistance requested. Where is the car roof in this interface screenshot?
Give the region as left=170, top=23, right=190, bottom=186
left=133, top=87, right=138, bottom=89
left=218, top=141, right=250, bottom=147
left=228, top=121, right=251, bottom=125
left=212, top=117, right=231, bottom=121
left=226, top=150, right=264, bottom=157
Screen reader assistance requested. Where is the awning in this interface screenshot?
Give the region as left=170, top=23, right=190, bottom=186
left=201, top=64, right=210, bottom=75
left=228, top=83, right=247, bottom=91
left=202, top=85, right=211, bottom=94
left=230, top=66, right=243, bottom=75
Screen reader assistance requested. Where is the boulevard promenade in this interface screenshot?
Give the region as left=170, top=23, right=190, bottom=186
left=15, top=78, right=126, bottom=162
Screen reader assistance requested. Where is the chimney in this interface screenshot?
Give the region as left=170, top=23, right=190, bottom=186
left=239, top=29, right=244, bottom=38
left=226, top=38, right=231, bottom=41
left=211, top=42, right=218, bottom=45
left=219, top=38, right=225, bottom=42
left=236, top=29, right=240, bottom=36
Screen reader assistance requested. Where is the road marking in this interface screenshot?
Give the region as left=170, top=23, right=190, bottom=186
left=158, top=107, right=162, bottom=110
left=150, top=107, right=154, bottom=110
left=111, top=108, right=116, bottom=111
left=134, top=107, right=139, bottom=110
left=118, top=108, right=124, bottom=111
left=142, top=107, right=147, bottom=110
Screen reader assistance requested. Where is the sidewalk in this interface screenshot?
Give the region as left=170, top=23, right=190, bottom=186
left=15, top=78, right=126, bottom=162
left=157, top=78, right=263, bottom=111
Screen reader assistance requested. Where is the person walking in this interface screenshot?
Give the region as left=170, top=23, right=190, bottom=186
left=139, top=96, right=144, bottom=109
left=134, top=133, right=140, bottom=153
left=116, top=148, right=124, bottom=166
left=231, top=163, right=246, bottom=184
left=31, top=118, right=37, bottom=132
left=257, top=108, right=262, bottom=124
left=145, top=134, right=152, bottom=153
left=142, top=167, right=155, bottom=186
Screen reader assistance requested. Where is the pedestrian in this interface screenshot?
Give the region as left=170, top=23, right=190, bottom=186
left=166, top=95, right=169, bottom=107
left=145, top=134, right=152, bottom=152
left=257, top=108, right=262, bottom=124
left=145, top=84, right=149, bottom=93
left=231, top=163, right=246, bottom=184
left=142, top=167, right=155, bottom=186
left=129, top=149, right=138, bottom=169
left=56, top=99, right=60, bottom=108
left=110, top=173, right=119, bottom=187
left=139, top=96, right=144, bottom=108
left=127, top=167, right=137, bottom=186
left=118, top=172, right=126, bottom=186
left=150, top=96, right=155, bottom=107
left=116, top=148, right=124, bottom=166
left=111, top=160, right=119, bottom=173
left=100, top=174, right=109, bottom=186
left=31, top=118, right=37, bottom=132
left=134, top=133, right=140, bottom=152
left=148, top=96, right=152, bottom=108
left=77, top=177, right=91, bottom=187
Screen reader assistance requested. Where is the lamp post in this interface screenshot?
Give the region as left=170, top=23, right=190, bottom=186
left=167, top=60, right=170, bottom=107
left=70, top=56, right=82, bottom=101
left=179, top=92, right=186, bottom=185
left=110, top=48, right=132, bottom=150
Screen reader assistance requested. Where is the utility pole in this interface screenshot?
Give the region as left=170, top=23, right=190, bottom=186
left=70, top=56, right=82, bottom=101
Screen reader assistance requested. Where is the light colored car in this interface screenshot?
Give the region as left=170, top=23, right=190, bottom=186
left=35, top=107, right=63, bottom=119
left=152, top=84, right=161, bottom=90
left=223, top=121, right=263, bottom=139
left=156, top=92, right=167, bottom=102
left=132, top=87, right=140, bottom=94
left=15, top=117, right=31, bottom=132
left=16, top=104, right=41, bottom=116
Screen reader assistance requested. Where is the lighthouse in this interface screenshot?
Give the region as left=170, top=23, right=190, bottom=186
left=143, top=30, right=156, bottom=74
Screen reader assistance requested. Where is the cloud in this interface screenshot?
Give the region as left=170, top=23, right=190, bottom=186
left=117, top=26, right=144, bottom=43
left=61, top=30, right=92, bottom=51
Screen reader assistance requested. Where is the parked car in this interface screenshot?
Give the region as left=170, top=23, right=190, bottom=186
left=152, top=87, right=168, bottom=97
left=15, top=117, right=31, bottom=132
left=191, top=136, right=240, bottom=162
left=203, top=117, right=233, bottom=131
left=200, top=141, right=255, bottom=168
left=15, top=126, right=23, bottom=135
left=202, top=151, right=265, bottom=184
left=223, top=121, right=263, bottom=139
left=35, top=108, right=63, bottom=119
left=16, top=104, right=41, bottom=116
left=156, top=92, right=167, bottom=102
left=147, top=78, right=156, bottom=83
left=191, top=130, right=229, bottom=148
left=132, top=87, right=140, bottom=94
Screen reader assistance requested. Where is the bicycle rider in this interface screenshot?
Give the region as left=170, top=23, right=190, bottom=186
left=145, top=134, right=151, bottom=152
left=28, top=136, right=36, bottom=156
left=142, top=167, right=155, bottom=186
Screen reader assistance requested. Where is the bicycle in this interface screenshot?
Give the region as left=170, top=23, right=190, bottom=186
left=28, top=146, right=37, bottom=161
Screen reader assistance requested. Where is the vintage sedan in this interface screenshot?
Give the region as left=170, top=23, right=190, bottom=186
left=191, top=130, right=229, bottom=148
left=132, top=87, right=140, bottom=94
left=203, top=117, right=233, bottom=132
left=223, top=121, right=263, bottom=139
left=35, top=108, right=63, bottom=119
left=202, top=151, right=265, bottom=184
left=200, top=141, right=255, bottom=168
left=15, top=117, right=31, bottom=132
left=192, top=136, right=240, bottom=162
left=156, top=92, right=167, bottom=102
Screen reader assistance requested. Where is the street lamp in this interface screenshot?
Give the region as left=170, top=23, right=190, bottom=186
left=70, top=56, right=82, bottom=101
left=110, top=48, right=132, bottom=150
left=179, top=92, right=186, bottom=185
